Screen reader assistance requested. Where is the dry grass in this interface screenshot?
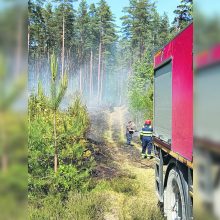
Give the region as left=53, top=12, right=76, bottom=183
left=29, top=107, right=164, bottom=219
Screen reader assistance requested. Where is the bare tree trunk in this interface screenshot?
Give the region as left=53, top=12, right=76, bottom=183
left=79, top=67, right=82, bottom=92
left=89, top=49, right=93, bottom=98
left=61, top=16, right=65, bottom=81
left=53, top=111, right=58, bottom=173
left=28, top=23, right=30, bottom=53
left=85, top=63, right=87, bottom=94
left=118, top=68, right=122, bottom=106
left=97, top=41, right=102, bottom=101
left=79, top=35, right=83, bottom=93
left=37, top=59, right=39, bottom=83
left=99, top=57, right=105, bottom=103
left=68, top=49, right=71, bottom=74
left=87, top=62, right=89, bottom=96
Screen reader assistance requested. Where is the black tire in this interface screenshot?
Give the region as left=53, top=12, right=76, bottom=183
left=164, top=167, right=189, bottom=220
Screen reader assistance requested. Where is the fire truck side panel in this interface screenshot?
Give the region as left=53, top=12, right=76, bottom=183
left=154, top=24, right=193, bottom=161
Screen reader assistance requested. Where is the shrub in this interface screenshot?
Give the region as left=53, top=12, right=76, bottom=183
left=28, top=194, right=65, bottom=220
left=110, top=178, right=139, bottom=196
left=64, top=191, right=110, bottom=220
left=28, top=93, right=94, bottom=197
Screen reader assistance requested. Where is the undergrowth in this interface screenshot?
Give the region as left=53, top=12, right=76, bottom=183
left=29, top=170, right=164, bottom=220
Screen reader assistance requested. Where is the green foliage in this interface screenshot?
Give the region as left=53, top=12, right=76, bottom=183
left=173, top=0, right=193, bottom=30
left=29, top=194, right=65, bottom=220
left=28, top=1, right=175, bottom=218
left=76, top=0, right=90, bottom=60
left=28, top=91, right=93, bottom=197
left=91, top=177, right=139, bottom=196
left=49, top=53, right=68, bottom=111
left=52, top=164, right=90, bottom=194
left=121, top=0, right=171, bottom=61
left=64, top=191, right=110, bottom=220
left=97, top=0, right=117, bottom=48
left=126, top=200, right=165, bottom=220
left=29, top=0, right=119, bottom=104
left=109, top=178, right=139, bottom=196
left=88, top=3, right=99, bottom=49
left=128, top=54, right=154, bottom=122
left=120, top=0, right=172, bottom=121
left=29, top=191, right=110, bottom=220
left=28, top=176, right=164, bottom=220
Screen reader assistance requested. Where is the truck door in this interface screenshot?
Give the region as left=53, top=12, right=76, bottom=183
left=154, top=61, right=172, bottom=144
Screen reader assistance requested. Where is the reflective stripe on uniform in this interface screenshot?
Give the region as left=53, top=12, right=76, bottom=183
left=140, top=131, right=152, bottom=136
left=141, top=131, right=152, bottom=134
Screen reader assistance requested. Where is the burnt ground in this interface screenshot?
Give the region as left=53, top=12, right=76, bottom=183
left=87, top=106, right=155, bottom=180
left=84, top=106, right=163, bottom=220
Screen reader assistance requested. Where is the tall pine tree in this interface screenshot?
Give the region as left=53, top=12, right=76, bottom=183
left=76, top=0, right=90, bottom=92
left=53, top=0, right=76, bottom=80
left=96, top=0, right=117, bottom=102
left=173, top=0, right=193, bottom=31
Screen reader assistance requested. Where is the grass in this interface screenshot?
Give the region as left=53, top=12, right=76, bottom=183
left=28, top=166, right=164, bottom=220
left=28, top=107, right=164, bottom=219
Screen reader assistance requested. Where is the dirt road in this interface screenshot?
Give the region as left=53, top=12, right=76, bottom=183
left=87, top=106, right=164, bottom=220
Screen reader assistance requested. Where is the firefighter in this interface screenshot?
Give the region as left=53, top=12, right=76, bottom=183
left=126, top=121, right=136, bottom=146
left=140, top=120, right=153, bottom=159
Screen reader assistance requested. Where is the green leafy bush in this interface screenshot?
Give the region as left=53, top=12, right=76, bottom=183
left=28, top=93, right=94, bottom=197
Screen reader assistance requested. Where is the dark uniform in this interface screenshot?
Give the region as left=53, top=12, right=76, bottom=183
left=140, top=125, right=153, bottom=158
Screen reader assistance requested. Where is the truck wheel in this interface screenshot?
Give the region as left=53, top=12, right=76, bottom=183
left=164, top=168, right=188, bottom=220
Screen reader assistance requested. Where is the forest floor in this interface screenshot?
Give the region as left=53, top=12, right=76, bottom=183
left=28, top=106, right=164, bottom=219
left=86, top=106, right=164, bottom=220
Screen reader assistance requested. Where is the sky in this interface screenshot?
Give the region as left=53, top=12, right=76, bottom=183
left=195, top=0, right=220, bottom=18
left=76, top=0, right=180, bottom=29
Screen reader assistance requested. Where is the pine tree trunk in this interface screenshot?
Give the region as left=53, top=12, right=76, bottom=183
left=118, top=68, right=121, bottom=106
left=79, top=67, right=82, bottom=92
left=79, top=36, right=83, bottom=93
left=37, top=59, right=39, bottom=83
left=53, top=111, right=58, bottom=173
left=85, top=63, right=87, bottom=95
left=28, top=24, right=30, bottom=53
left=97, top=41, right=102, bottom=101
left=89, top=49, right=93, bottom=98
left=99, top=56, right=105, bottom=103
left=61, top=16, right=65, bottom=81
left=86, top=62, right=89, bottom=96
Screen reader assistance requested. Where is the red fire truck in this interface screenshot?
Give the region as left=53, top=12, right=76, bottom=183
left=153, top=24, right=193, bottom=220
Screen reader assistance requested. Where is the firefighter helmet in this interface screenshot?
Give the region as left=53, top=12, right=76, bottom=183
left=145, top=120, right=151, bottom=125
